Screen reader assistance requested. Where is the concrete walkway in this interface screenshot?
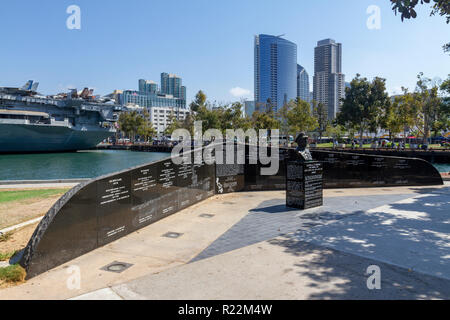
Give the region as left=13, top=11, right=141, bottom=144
left=0, top=184, right=449, bottom=300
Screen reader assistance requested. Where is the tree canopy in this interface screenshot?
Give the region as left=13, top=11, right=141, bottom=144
left=390, top=0, right=450, bottom=53
left=118, top=110, right=156, bottom=143
left=337, top=75, right=390, bottom=143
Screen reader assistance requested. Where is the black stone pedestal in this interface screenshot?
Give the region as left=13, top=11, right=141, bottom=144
left=286, top=161, right=323, bottom=210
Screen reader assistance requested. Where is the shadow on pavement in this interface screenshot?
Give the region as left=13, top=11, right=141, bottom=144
left=266, top=186, right=450, bottom=299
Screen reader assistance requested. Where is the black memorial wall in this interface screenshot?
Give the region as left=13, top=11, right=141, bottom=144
left=20, top=145, right=442, bottom=278
left=311, top=150, right=443, bottom=188
left=20, top=150, right=215, bottom=279
left=216, top=146, right=442, bottom=195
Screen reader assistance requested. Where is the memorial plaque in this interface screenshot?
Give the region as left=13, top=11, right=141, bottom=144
left=342, top=154, right=368, bottom=187
left=97, top=172, right=133, bottom=245
left=368, top=157, right=388, bottom=186
left=215, top=144, right=245, bottom=194
left=155, top=160, right=179, bottom=219
left=286, top=161, right=305, bottom=208
left=176, top=161, right=195, bottom=210
left=130, top=164, right=159, bottom=229
left=384, top=158, right=412, bottom=185
left=216, top=175, right=245, bottom=194
left=303, top=162, right=323, bottom=209
left=286, top=161, right=323, bottom=210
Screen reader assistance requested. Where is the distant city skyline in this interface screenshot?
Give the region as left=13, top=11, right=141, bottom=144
left=0, top=0, right=448, bottom=104
left=121, top=74, right=187, bottom=109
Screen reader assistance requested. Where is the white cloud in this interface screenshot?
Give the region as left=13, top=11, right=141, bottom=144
left=230, top=87, right=251, bottom=98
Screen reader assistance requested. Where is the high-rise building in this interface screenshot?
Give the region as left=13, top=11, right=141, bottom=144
left=160, top=73, right=186, bottom=100
left=313, top=39, right=345, bottom=120
left=297, top=65, right=310, bottom=103
left=254, top=34, right=297, bottom=112
left=139, top=79, right=158, bottom=94
left=244, top=100, right=256, bottom=117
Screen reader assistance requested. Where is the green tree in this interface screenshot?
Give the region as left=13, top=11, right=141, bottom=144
left=195, top=105, right=221, bottom=134
left=384, top=95, right=407, bottom=141
left=286, top=98, right=318, bottom=134
left=136, top=110, right=156, bottom=143
left=412, top=73, right=443, bottom=143
left=137, top=121, right=157, bottom=143
left=390, top=0, right=450, bottom=53
left=390, top=0, right=450, bottom=22
left=337, top=75, right=387, bottom=146
left=312, top=100, right=328, bottom=140
left=164, top=111, right=181, bottom=136
left=325, top=124, right=346, bottom=143
left=368, top=77, right=391, bottom=139
left=118, top=111, right=140, bottom=143
left=436, top=75, right=450, bottom=134
left=189, top=90, right=207, bottom=112
left=251, top=110, right=280, bottom=132
left=118, top=110, right=155, bottom=143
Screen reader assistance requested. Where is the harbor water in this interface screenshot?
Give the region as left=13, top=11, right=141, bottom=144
left=0, top=150, right=170, bottom=181
left=432, top=163, right=450, bottom=174
left=0, top=150, right=448, bottom=181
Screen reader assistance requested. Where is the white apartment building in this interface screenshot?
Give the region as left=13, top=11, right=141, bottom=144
left=149, top=106, right=190, bottom=138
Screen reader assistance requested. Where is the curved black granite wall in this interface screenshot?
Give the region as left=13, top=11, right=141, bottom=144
left=215, top=147, right=443, bottom=193
left=312, top=150, right=443, bottom=188
left=20, top=151, right=215, bottom=279
left=20, top=145, right=442, bottom=278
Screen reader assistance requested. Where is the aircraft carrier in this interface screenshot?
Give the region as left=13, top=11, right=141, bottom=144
left=0, top=81, right=124, bottom=153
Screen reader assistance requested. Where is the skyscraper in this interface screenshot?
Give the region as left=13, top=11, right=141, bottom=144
left=160, top=73, right=186, bottom=100
left=139, top=79, right=158, bottom=94
left=254, top=34, right=297, bottom=112
left=297, top=64, right=310, bottom=103
left=313, top=39, right=345, bottom=120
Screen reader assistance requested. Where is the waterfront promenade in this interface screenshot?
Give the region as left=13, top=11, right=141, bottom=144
left=0, top=183, right=449, bottom=300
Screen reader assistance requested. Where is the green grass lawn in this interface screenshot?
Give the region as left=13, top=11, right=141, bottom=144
left=0, top=251, right=16, bottom=262
left=316, top=143, right=333, bottom=148
left=0, top=189, right=69, bottom=204
left=0, top=264, right=26, bottom=283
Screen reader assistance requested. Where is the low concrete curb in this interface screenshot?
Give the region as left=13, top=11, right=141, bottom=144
left=0, top=179, right=89, bottom=186
left=0, top=216, right=44, bottom=235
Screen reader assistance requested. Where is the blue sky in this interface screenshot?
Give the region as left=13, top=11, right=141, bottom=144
left=0, top=0, right=448, bottom=103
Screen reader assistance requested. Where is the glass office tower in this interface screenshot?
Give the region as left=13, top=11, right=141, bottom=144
left=254, top=34, right=297, bottom=112
left=297, top=65, right=310, bottom=103
left=139, top=79, right=158, bottom=94
left=160, top=73, right=185, bottom=100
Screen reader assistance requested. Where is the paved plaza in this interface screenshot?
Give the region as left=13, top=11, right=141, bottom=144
left=1, top=184, right=449, bottom=300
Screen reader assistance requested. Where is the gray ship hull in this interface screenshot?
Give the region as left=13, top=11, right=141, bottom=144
left=0, top=123, right=114, bottom=153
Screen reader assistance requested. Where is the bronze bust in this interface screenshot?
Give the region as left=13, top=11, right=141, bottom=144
left=295, top=132, right=313, bottom=162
